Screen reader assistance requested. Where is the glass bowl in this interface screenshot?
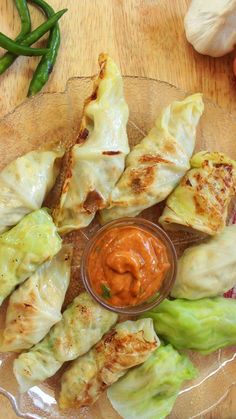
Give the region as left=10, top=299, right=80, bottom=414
left=0, top=75, right=236, bottom=419
left=81, top=217, right=177, bottom=315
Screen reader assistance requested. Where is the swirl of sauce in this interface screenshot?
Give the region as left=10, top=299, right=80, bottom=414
left=88, top=225, right=170, bottom=307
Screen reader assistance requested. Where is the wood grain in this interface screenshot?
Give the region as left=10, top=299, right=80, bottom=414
left=0, top=0, right=236, bottom=418
left=1, top=0, right=236, bottom=119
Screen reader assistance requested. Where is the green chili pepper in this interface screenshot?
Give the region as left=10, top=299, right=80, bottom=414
left=0, top=0, right=31, bottom=74
left=0, top=9, right=67, bottom=69
left=28, top=0, right=62, bottom=96
left=0, top=33, right=49, bottom=56
left=21, top=9, right=67, bottom=48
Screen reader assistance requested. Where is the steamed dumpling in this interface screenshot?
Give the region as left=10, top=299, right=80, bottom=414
left=171, top=225, right=236, bottom=299
left=0, top=149, right=63, bottom=234
left=0, top=246, right=72, bottom=352
left=159, top=151, right=236, bottom=235
left=53, top=53, right=129, bottom=234
left=100, top=93, right=204, bottom=223
left=142, top=297, right=236, bottom=354
left=0, top=209, right=62, bottom=306
left=59, top=319, right=159, bottom=410
left=14, top=292, right=118, bottom=392
left=108, top=344, right=197, bottom=419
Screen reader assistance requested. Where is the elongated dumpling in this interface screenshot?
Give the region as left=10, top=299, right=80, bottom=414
left=100, top=93, right=204, bottom=223
left=159, top=151, right=236, bottom=235
left=59, top=319, right=159, bottom=410
left=142, top=297, right=236, bottom=354
left=171, top=225, right=236, bottom=299
left=53, top=53, right=129, bottom=234
left=0, top=149, right=63, bottom=234
left=0, top=246, right=72, bottom=352
left=108, top=344, right=197, bottom=419
left=0, top=209, right=62, bottom=306
left=14, top=292, right=118, bottom=392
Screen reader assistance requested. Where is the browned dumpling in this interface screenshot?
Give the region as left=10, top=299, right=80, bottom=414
left=53, top=53, right=129, bottom=234
left=59, top=319, right=159, bottom=410
left=159, top=151, right=236, bottom=235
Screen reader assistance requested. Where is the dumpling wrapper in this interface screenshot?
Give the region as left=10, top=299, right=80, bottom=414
left=59, top=318, right=159, bottom=410
left=100, top=93, right=204, bottom=223
left=159, top=151, right=236, bottom=235
left=171, top=225, right=236, bottom=299
left=14, top=292, right=118, bottom=392
left=142, top=297, right=236, bottom=354
left=0, top=245, right=72, bottom=352
left=0, top=149, right=63, bottom=234
left=53, top=53, right=129, bottom=234
left=108, top=344, right=197, bottom=419
left=0, top=209, right=62, bottom=306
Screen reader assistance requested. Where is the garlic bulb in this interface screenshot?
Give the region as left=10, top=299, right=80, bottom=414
left=184, top=0, right=236, bottom=57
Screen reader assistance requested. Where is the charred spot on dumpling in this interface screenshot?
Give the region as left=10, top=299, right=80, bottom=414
left=139, top=153, right=172, bottom=164
left=102, top=151, right=122, bottom=156
left=77, top=127, right=89, bottom=144
left=90, top=86, right=98, bottom=101
left=130, top=166, right=155, bottom=194
left=185, top=178, right=192, bottom=187
left=83, top=190, right=105, bottom=213
left=162, top=139, right=178, bottom=155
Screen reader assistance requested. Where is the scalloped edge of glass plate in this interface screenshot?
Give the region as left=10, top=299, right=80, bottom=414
left=0, top=75, right=236, bottom=419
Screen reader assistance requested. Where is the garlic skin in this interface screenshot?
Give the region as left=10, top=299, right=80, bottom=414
left=184, top=0, right=236, bottom=57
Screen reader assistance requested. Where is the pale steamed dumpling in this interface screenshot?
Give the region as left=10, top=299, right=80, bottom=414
left=171, top=225, right=236, bottom=299
left=0, top=209, right=62, bottom=306
left=0, top=246, right=72, bottom=352
left=0, top=149, right=63, bottom=234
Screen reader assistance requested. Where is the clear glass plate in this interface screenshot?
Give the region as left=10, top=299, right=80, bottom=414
left=0, top=76, right=235, bottom=419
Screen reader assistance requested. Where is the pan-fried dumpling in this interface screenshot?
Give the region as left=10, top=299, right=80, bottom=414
left=107, top=344, right=197, bottom=419
left=171, top=225, right=236, bottom=299
left=53, top=53, right=129, bottom=234
left=0, top=149, right=63, bottom=234
left=100, top=93, right=204, bottom=223
left=0, top=209, right=62, bottom=306
left=159, top=151, right=236, bottom=235
left=59, top=319, right=159, bottom=410
left=0, top=246, right=72, bottom=352
left=14, top=292, right=118, bottom=392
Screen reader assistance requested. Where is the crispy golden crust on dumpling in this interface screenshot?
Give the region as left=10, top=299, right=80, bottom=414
left=160, top=151, right=236, bottom=235
left=100, top=93, right=204, bottom=223
left=59, top=319, right=159, bottom=410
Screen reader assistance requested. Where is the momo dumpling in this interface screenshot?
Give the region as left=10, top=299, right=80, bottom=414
left=0, top=246, right=72, bottom=352
left=100, top=93, right=204, bottom=223
left=59, top=319, right=159, bottom=410
left=0, top=209, right=62, bottom=306
left=171, top=225, right=236, bottom=299
left=0, top=149, right=63, bottom=234
left=159, top=151, right=236, bottom=235
left=142, top=297, right=236, bottom=354
left=108, top=344, right=197, bottom=419
left=53, top=53, right=129, bottom=234
left=14, top=292, right=118, bottom=392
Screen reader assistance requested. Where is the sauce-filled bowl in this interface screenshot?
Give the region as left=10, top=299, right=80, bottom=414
left=81, top=218, right=177, bottom=315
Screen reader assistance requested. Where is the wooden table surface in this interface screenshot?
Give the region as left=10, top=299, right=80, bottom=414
left=0, top=0, right=236, bottom=418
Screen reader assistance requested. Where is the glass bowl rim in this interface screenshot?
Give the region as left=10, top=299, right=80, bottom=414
left=81, top=217, right=177, bottom=315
